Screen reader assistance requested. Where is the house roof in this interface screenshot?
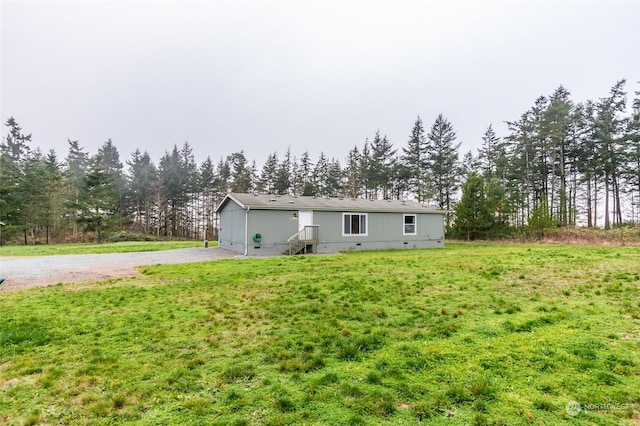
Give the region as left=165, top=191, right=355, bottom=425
left=216, top=193, right=445, bottom=214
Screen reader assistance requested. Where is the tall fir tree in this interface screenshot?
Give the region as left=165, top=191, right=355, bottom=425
left=260, top=153, right=278, bottom=194
left=74, top=156, right=121, bottom=242
left=215, top=156, right=231, bottom=199
left=0, top=118, right=33, bottom=239
left=126, top=149, right=157, bottom=234
left=426, top=114, right=462, bottom=215
left=594, top=80, right=628, bottom=228
left=401, top=116, right=428, bottom=202
left=345, top=146, right=361, bottom=199
left=626, top=88, right=640, bottom=222
left=540, top=86, right=573, bottom=226
left=313, top=152, right=329, bottom=196
left=97, top=139, right=125, bottom=217
left=1, top=117, right=31, bottom=163
left=199, top=156, right=217, bottom=236
left=477, top=124, right=507, bottom=181
left=274, top=147, right=292, bottom=195
left=228, top=151, right=253, bottom=193
left=370, top=131, right=396, bottom=199
left=41, top=150, right=67, bottom=243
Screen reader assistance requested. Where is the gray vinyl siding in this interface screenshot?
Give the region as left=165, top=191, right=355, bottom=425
left=246, top=209, right=298, bottom=256
left=218, top=201, right=247, bottom=253
left=313, top=211, right=444, bottom=253
left=418, top=213, right=445, bottom=240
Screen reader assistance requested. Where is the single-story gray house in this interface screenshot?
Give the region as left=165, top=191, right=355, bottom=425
left=215, top=193, right=446, bottom=256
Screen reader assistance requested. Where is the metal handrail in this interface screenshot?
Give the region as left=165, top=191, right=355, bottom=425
left=288, top=225, right=319, bottom=255
left=287, top=227, right=306, bottom=243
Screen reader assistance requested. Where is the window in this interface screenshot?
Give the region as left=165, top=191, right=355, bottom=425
left=343, top=213, right=367, bottom=236
left=403, top=214, right=416, bottom=235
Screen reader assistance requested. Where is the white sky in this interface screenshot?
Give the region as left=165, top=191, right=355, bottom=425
left=1, top=0, right=639, bottom=167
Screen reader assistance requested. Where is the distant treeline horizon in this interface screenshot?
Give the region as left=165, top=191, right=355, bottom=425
left=1, top=79, right=638, bottom=244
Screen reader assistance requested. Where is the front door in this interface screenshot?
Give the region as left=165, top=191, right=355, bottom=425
left=298, top=210, right=314, bottom=239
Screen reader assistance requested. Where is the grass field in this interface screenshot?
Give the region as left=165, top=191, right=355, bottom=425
left=0, top=240, right=206, bottom=256
left=1, top=243, right=638, bottom=425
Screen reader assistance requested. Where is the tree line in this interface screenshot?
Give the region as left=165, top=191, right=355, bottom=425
left=1, top=79, right=638, bottom=244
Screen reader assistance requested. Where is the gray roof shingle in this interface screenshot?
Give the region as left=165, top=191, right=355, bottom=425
left=216, top=193, right=445, bottom=214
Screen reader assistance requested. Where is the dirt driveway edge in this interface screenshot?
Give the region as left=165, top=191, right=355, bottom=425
left=0, top=247, right=238, bottom=291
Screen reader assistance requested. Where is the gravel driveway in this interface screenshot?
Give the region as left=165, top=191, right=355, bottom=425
left=0, top=247, right=238, bottom=291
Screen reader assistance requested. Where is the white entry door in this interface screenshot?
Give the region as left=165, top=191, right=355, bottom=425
left=298, top=210, right=313, bottom=230
left=298, top=210, right=314, bottom=239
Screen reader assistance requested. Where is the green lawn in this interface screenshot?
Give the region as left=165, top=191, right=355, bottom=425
left=1, top=243, right=638, bottom=425
left=0, top=240, right=207, bottom=256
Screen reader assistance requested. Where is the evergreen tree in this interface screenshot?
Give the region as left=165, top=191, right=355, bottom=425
left=180, top=142, right=199, bottom=238
left=65, top=139, right=89, bottom=199
left=20, top=150, right=48, bottom=244
left=0, top=153, right=16, bottom=242
left=360, top=140, right=374, bottom=198
left=229, top=151, right=253, bottom=193
left=199, top=156, right=216, bottom=236
left=344, top=146, right=361, bottom=198
left=290, top=156, right=302, bottom=196
left=97, top=139, right=124, bottom=179
left=214, top=156, right=231, bottom=200
left=41, top=150, right=67, bottom=243
left=0, top=117, right=31, bottom=162
left=250, top=160, right=259, bottom=192
left=573, top=101, right=600, bottom=227
left=527, top=195, right=554, bottom=239
left=626, top=88, right=640, bottom=223
left=370, top=131, right=396, bottom=199
left=505, top=106, right=542, bottom=227
left=274, top=147, right=292, bottom=195
left=64, top=139, right=90, bottom=237
left=461, top=150, right=480, bottom=176
left=158, top=145, right=189, bottom=236
left=298, top=150, right=314, bottom=196
left=325, top=157, right=343, bottom=197
left=180, top=142, right=198, bottom=195
left=426, top=114, right=462, bottom=213
left=0, top=118, right=33, bottom=242
left=594, top=80, right=628, bottom=228
left=126, top=149, right=157, bottom=234
left=74, top=156, right=121, bottom=242
left=0, top=117, right=37, bottom=244
left=484, top=178, right=511, bottom=237
left=477, top=124, right=506, bottom=180
left=391, top=158, right=412, bottom=201
left=454, top=173, right=492, bottom=240
left=401, top=116, right=428, bottom=201
left=540, top=86, right=573, bottom=226
left=313, top=152, right=329, bottom=196
left=260, top=153, right=278, bottom=194
left=97, top=139, right=125, bottom=216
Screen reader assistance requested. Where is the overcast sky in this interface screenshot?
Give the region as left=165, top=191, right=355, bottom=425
left=1, top=0, right=639, bottom=168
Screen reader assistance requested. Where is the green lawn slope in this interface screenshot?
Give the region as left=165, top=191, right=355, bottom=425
left=1, top=243, right=638, bottom=425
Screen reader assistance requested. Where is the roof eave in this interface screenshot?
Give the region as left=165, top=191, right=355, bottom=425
left=214, top=193, right=247, bottom=213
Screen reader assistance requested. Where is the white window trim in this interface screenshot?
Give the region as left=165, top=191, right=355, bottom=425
left=403, top=214, right=417, bottom=236
left=342, top=212, right=368, bottom=237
